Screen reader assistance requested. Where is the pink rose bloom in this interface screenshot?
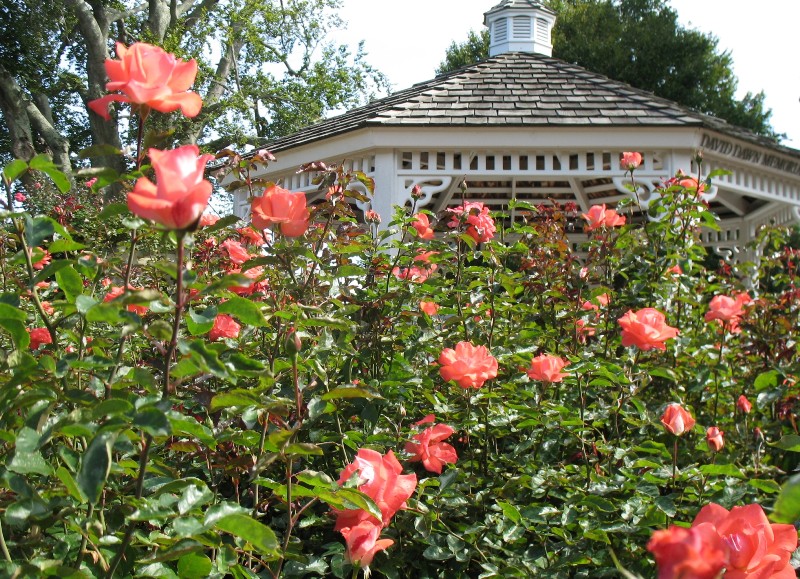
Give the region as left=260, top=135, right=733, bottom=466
left=251, top=185, right=309, bottom=238
left=438, top=341, right=499, bottom=389
left=706, top=426, right=724, bottom=452
left=419, top=300, right=439, bottom=315
left=29, top=327, right=52, bottom=350
left=103, top=285, right=149, bottom=315
left=221, top=239, right=251, bottom=265
left=660, top=403, right=696, bottom=436
left=88, top=42, right=202, bottom=120
left=31, top=248, right=51, bottom=270
left=412, top=213, right=435, bottom=240
left=447, top=202, right=496, bottom=243
left=678, top=176, right=707, bottom=195
left=527, top=354, right=569, bottom=383
left=198, top=212, right=219, bottom=227
left=392, top=265, right=434, bottom=284
left=618, top=308, right=679, bottom=351
left=128, top=145, right=214, bottom=230
left=737, top=395, right=752, bottom=414
left=85, top=177, right=98, bottom=189
left=693, top=503, right=798, bottom=579
left=405, top=423, right=458, bottom=474
left=620, top=151, right=643, bottom=171
left=335, top=449, right=417, bottom=530
left=582, top=204, right=626, bottom=231
left=238, top=226, right=266, bottom=246
left=340, top=520, right=394, bottom=570
left=209, top=314, right=241, bottom=341
left=705, top=293, right=751, bottom=324
left=647, top=523, right=728, bottom=579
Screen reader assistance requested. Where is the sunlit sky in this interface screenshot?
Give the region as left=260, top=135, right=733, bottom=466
left=338, top=0, right=800, bottom=148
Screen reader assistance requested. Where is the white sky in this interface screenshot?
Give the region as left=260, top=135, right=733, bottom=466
left=338, top=0, right=800, bottom=148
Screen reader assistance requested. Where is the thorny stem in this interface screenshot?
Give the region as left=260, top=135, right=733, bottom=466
left=163, top=231, right=187, bottom=397
left=0, top=519, right=11, bottom=563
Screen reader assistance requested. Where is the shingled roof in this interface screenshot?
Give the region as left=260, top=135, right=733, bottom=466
left=262, top=51, right=797, bottom=158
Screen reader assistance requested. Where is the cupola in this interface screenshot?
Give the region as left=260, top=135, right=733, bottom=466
left=483, top=0, right=556, bottom=57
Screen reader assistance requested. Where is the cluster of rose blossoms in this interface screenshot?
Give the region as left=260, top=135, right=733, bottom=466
left=60, top=41, right=791, bottom=575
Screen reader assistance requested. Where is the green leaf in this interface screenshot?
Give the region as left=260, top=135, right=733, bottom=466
left=29, top=154, right=70, bottom=192
left=48, top=239, right=86, bottom=253
left=210, top=391, right=260, bottom=411
left=698, top=463, right=745, bottom=479
left=26, top=215, right=56, bottom=247
left=98, top=202, right=129, bottom=219
left=55, top=266, right=83, bottom=303
left=186, top=306, right=217, bottom=336
left=770, top=435, right=800, bottom=452
left=214, top=514, right=279, bottom=558
left=178, top=553, right=213, bottom=578
left=133, top=406, right=172, bottom=437
left=497, top=500, right=522, bottom=525
left=77, top=431, right=117, bottom=505
left=3, top=159, right=29, bottom=183
left=0, top=318, right=29, bottom=351
left=8, top=428, right=52, bottom=476
left=217, top=296, right=267, bottom=327
left=56, top=466, right=87, bottom=503
left=321, top=387, right=382, bottom=401
left=772, top=474, right=800, bottom=524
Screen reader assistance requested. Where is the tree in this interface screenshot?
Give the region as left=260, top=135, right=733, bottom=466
left=436, top=0, right=781, bottom=140
left=0, top=0, right=389, bottom=184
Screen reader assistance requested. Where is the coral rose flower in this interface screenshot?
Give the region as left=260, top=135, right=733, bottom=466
left=392, top=265, right=435, bottom=284
left=88, top=42, right=202, bottom=120
left=419, top=300, right=439, bottom=315
left=104, top=286, right=149, bottom=315
left=438, top=341, right=499, bottom=389
left=527, top=354, right=569, bottom=383
left=693, top=503, right=798, bottom=579
left=647, top=523, right=728, bottom=579
left=660, top=403, right=695, bottom=436
left=128, top=145, right=214, bottom=230
left=737, top=395, right=752, bottom=414
left=31, top=248, right=51, bottom=270
left=620, top=151, right=643, bottom=171
left=28, top=327, right=52, bottom=350
left=209, top=314, right=241, bottom=341
left=412, top=213, right=435, bottom=240
left=340, top=520, right=394, bottom=570
left=335, top=449, right=417, bottom=530
left=405, top=423, right=458, bottom=474
left=705, top=293, right=751, bottom=324
left=198, top=212, right=219, bottom=227
left=706, top=426, right=724, bottom=452
left=618, top=308, right=679, bottom=351
left=251, top=185, right=309, bottom=238
left=221, top=239, right=251, bottom=265
left=582, top=204, right=626, bottom=231
left=678, top=176, right=707, bottom=195
left=447, top=202, right=496, bottom=243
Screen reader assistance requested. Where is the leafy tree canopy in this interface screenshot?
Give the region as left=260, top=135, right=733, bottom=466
left=436, top=0, right=780, bottom=140
left=0, top=0, right=389, bottom=180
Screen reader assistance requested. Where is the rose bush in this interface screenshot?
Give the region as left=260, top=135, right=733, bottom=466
left=1, top=44, right=799, bottom=579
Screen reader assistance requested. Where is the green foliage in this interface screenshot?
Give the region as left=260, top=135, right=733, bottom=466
left=0, top=151, right=799, bottom=578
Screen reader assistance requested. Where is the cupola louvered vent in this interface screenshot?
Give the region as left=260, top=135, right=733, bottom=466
left=485, top=1, right=556, bottom=57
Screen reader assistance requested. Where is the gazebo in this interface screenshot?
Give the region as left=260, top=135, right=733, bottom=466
left=230, top=0, right=800, bottom=261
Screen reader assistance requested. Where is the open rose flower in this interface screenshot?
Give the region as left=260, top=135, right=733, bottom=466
left=661, top=403, right=695, bottom=436
left=405, top=423, right=458, bottom=474
left=527, top=354, right=569, bottom=383
left=582, top=204, right=626, bottom=231
left=621, top=151, right=643, bottom=171
left=647, top=522, right=728, bottom=579
left=447, top=202, right=496, bottom=243
left=251, top=185, right=309, bottom=237
left=88, top=42, right=202, bottom=120
left=128, top=145, right=214, bottom=230
left=340, top=520, right=394, bottom=570
left=209, top=314, right=240, bottom=341
left=438, top=341, right=498, bottom=389
left=335, top=448, right=417, bottom=530
left=198, top=212, right=219, bottom=227
left=31, top=248, right=51, bottom=270
left=221, top=239, right=251, bottom=265
left=618, top=308, right=679, bottom=351
left=29, top=327, right=52, bottom=350
left=693, top=503, right=798, bottom=579
left=706, top=426, right=724, bottom=452
left=419, top=300, right=439, bottom=316
left=104, top=286, right=149, bottom=315
left=678, top=176, right=707, bottom=195
left=705, top=293, right=751, bottom=324
left=412, top=213, right=435, bottom=239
